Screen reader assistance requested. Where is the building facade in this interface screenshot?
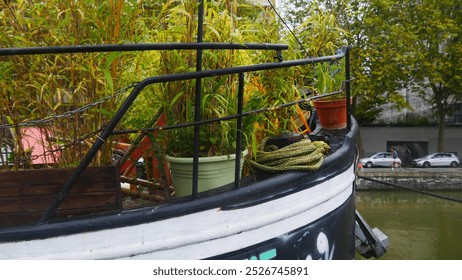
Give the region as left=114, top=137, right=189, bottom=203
left=358, top=126, right=462, bottom=166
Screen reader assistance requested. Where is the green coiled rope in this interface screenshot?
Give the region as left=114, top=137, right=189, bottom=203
left=248, top=137, right=330, bottom=173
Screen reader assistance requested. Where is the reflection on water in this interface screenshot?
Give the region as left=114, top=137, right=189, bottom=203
left=355, top=190, right=462, bottom=260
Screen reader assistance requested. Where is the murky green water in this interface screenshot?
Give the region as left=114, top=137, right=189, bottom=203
left=355, top=190, right=462, bottom=260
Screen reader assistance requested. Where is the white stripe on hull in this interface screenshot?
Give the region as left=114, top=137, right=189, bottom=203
left=1, top=165, right=354, bottom=259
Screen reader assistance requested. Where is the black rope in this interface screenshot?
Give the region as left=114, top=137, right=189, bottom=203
left=266, top=0, right=309, bottom=57
left=357, top=175, right=462, bottom=204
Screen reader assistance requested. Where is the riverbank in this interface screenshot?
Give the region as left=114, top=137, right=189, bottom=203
left=356, top=168, right=462, bottom=191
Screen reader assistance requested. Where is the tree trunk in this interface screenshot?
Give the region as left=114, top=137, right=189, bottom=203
left=437, top=112, right=445, bottom=152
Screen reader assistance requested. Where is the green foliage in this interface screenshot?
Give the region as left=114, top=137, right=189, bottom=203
left=312, top=61, right=346, bottom=98
left=0, top=0, right=152, bottom=166
left=314, top=0, right=462, bottom=141
left=278, top=2, right=348, bottom=106
left=150, top=0, right=285, bottom=157
left=395, top=113, right=434, bottom=127
left=0, top=0, right=353, bottom=165
left=319, top=0, right=462, bottom=150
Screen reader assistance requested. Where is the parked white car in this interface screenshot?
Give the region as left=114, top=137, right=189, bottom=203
left=359, top=152, right=401, bottom=168
left=412, top=153, right=459, bottom=168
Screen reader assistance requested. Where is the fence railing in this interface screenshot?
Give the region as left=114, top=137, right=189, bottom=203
left=1, top=42, right=351, bottom=223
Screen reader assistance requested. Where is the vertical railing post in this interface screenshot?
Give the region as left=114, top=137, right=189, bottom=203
left=192, top=0, right=205, bottom=198
left=234, top=73, right=245, bottom=190
left=345, top=46, right=351, bottom=130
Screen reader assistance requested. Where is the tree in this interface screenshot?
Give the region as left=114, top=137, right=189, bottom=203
left=276, top=0, right=410, bottom=123
left=407, top=0, right=462, bottom=151
left=319, top=0, right=462, bottom=151
left=355, top=0, right=462, bottom=151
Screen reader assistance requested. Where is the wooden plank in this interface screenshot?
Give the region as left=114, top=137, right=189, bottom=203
left=0, top=206, right=119, bottom=228
left=0, top=166, right=122, bottom=228
left=0, top=191, right=119, bottom=213
left=0, top=166, right=118, bottom=188
left=0, top=181, right=119, bottom=198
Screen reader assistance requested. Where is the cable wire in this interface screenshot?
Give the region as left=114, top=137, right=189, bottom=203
left=357, top=175, right=462, bottom=204
left=266, top=0, right=309, bottom=57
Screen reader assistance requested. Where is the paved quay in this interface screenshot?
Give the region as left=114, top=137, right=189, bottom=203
left=356, top=167, right=462, bottom=191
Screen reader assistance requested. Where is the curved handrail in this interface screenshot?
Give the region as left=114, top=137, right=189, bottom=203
left=37, top=45, right=351, bottom=223
left=0, top=42, right=288, bottom=56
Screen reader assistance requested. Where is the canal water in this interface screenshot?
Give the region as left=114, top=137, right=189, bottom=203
left=355, top=190, right=462, bottom=260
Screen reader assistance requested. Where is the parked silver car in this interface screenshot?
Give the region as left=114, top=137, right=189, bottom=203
left=359, top=152, right=402, bottom=168
left=412, top=153, right=459, bottom=168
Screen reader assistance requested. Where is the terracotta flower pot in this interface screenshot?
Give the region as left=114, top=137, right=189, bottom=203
left=313, top=98, right=349, bottom=130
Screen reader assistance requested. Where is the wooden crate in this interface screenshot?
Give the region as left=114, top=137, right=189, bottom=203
left=0, top=166, right=122, bottom=228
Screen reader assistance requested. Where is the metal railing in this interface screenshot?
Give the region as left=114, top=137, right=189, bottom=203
left=0, top=1, right=351, bottom=224
left=1, top=43, right=351, bottom=223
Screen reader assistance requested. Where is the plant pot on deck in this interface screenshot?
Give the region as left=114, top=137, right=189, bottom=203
left=165, top=149, right=248, bottom=197
left=313, top=98, right=349, bottom=130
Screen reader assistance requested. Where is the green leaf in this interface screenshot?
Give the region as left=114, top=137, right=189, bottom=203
left=103, top=69, right=114, bottom=92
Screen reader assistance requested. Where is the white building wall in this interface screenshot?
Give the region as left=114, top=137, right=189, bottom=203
left=375, top=87, right=434, bottom=124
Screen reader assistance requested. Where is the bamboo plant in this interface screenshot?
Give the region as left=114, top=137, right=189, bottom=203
left=0, top=0, right=154, bottom=168
left=0, top=0, right=349, bottom=170
left=151, top=0, right=274, bottom=158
